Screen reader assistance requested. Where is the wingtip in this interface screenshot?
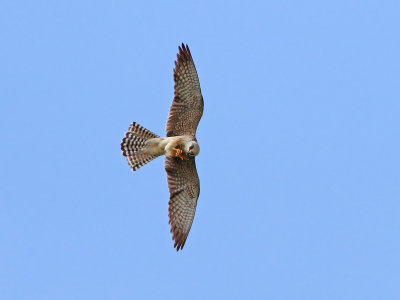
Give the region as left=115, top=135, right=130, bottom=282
left=174, top=242, right=185, bottom=251
left=181, top=42, right=189, bottom=49
left=171, top=226, right=186, bottom=251
left=177, top=43, right=191, bottom=58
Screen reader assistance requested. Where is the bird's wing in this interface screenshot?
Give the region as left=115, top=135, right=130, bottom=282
left=165, top=156, right=200, bottom=251
left=166, top=44, right=204, bottom=137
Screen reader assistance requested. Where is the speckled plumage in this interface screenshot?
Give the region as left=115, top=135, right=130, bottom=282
left=121, top=43, right=203, bottom=251
left=165, top=157, right=200, bottom=251
left=166, top=44, right=204, bottom=137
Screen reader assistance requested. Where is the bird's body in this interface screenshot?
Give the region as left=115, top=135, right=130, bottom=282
left=142, top=136, right=200, bottom=159
left=121, top=44, right=203, bottom=251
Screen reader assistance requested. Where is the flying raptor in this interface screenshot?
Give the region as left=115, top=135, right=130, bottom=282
left=121, top=44, right=203, bottom=251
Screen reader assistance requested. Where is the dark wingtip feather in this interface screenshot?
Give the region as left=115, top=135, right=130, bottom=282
left=175, top=43, right=192, bottom=64
left=174, top=241, right=184, bottom=251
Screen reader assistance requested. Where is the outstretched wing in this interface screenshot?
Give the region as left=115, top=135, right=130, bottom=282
left=165, top=157, right=200, bottom=251
left=166, top=44, right=204, bottom=137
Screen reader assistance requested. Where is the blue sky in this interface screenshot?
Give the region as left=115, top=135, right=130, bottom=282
left=1, top=1, right=399, bottom=299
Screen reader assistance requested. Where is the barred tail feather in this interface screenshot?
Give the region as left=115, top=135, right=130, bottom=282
left=125, top=152, right=158, bottom=171
left=121, top=121, right=160, bottom=171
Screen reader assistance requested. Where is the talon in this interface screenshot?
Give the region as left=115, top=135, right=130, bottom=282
left=174, top=148, right=188, bottom=160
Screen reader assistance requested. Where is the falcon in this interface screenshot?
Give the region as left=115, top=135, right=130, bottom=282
left=121, top=44, right=203, bottom=251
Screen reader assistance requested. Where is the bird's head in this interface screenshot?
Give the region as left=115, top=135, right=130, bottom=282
left=184, top=141, right=200, bottom=158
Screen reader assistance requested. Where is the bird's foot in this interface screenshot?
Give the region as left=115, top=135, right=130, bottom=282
left=173, top=148, right=189, bottom=160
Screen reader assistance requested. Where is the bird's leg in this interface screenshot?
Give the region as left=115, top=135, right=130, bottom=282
left=173, top=148, right=189, bottom=161
left=166, top=140, right=189, bottom=161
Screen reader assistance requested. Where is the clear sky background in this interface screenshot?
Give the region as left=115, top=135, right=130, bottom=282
left=1, top=1, right=399, bottom=299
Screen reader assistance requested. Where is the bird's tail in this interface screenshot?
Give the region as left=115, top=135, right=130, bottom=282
left=121, top=121, right=161, bottom=171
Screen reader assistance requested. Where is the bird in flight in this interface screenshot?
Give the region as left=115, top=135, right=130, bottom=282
left=121, top=44, right=203, bottom=251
